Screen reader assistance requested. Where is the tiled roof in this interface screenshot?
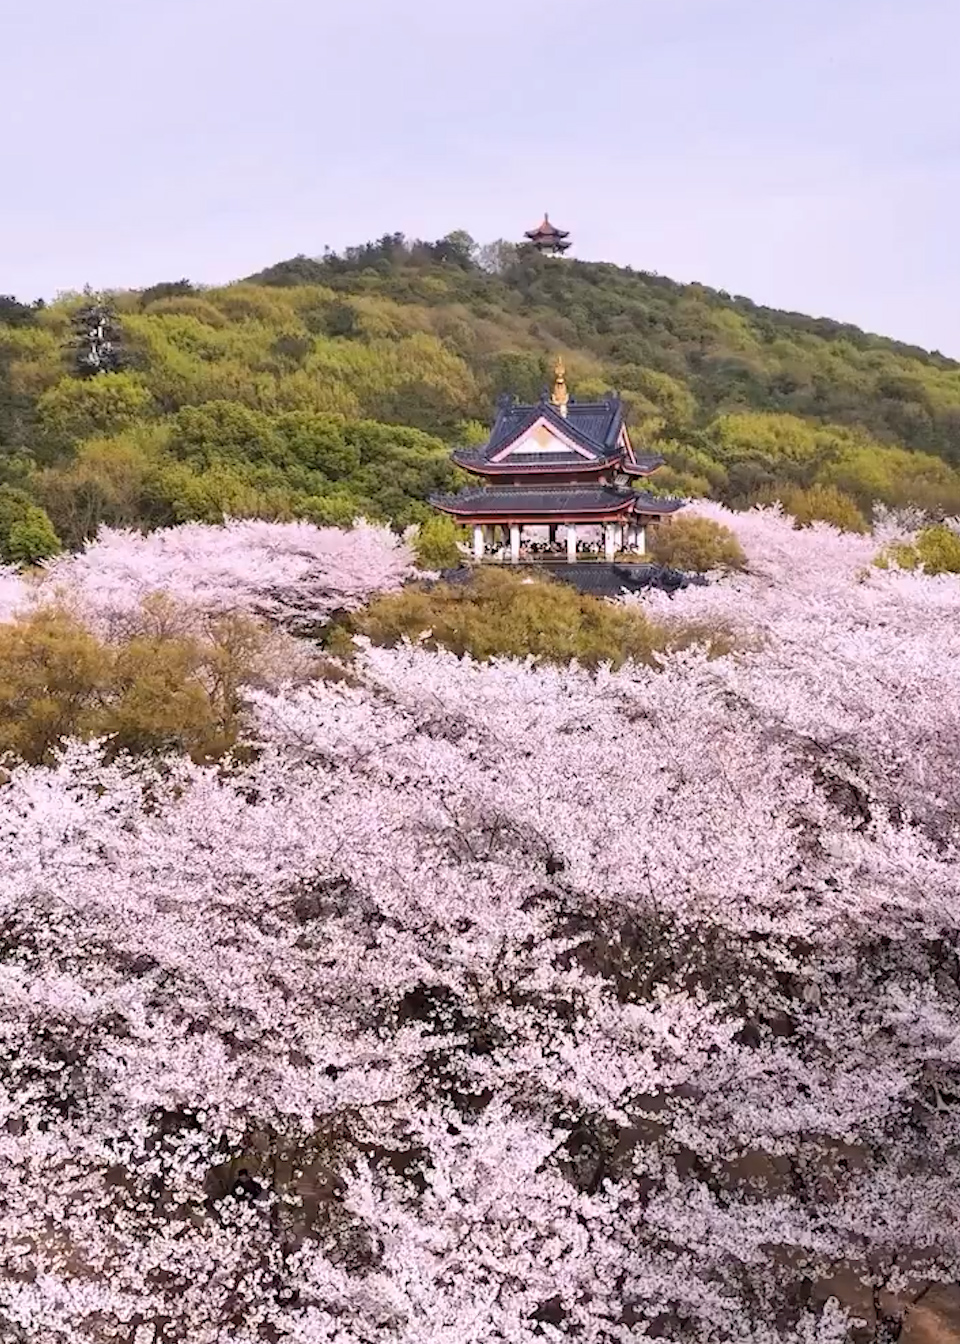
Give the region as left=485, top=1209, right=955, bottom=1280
left=525, top=215, right=569, bottom=239
left=452, top=448, right=666, bottom=476
left=632, top=493, right=686, bottom=515
left=431, top=486, right=686, bottom=517
left=453, top=448, right=605, bottom=472
left=433, top=485, right=636, bottom=515
left=456, top=397, right=625, bottom=468
left=559, top=404, right=620, bottom=446
left=623, top=455, right=666, bottom=475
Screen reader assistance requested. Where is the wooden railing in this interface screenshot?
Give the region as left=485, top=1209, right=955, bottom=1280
left=470, top=552, right=645, bottom=565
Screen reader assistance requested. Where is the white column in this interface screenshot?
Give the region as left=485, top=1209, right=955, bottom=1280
left=473, top=525, right=484, bottom=561
left=604, top=522, right=617, bottom=562
left=510, top=523, right=521, bottom=564
left=635, top=523, right=646, bottom=556
left=566, top=525, right=578, bottom=563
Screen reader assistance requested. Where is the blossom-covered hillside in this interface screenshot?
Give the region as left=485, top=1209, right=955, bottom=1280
left=0, top=509, right=959, bottom=1344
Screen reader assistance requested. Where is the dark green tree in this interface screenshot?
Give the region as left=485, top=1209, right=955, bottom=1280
left=139, top=279, right=195, bottom=308
left=69, top=294, right=126, bottom=377
left=0, top=486, right=61, bottom=564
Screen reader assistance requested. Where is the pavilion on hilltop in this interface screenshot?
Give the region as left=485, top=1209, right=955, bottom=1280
left=431, top=359, right=685, bottom=564
left=524, top=214, right=571, bottom=256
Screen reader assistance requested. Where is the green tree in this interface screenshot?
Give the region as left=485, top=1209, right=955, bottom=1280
left=413, top=514, right=465, bottom=569
left=274, top=412, right=361, bottom=478
left=876, top=524, right=960, bottom=575
left=647, top=514, right=746, bottom=572
left=36, top=431, right=163, bottom=546
left=752, top=483, right=868, bottom=533
left=351, top=569, right=735, bottom=669
left=36, top=372, right=153, bottom=454
left=140, top=279, right=196, bottom=308
left=6, top=510, right=61, bottom=564
left=0, top=485, right=61, bottom=564
left=168, top=400, right=284, bottom=468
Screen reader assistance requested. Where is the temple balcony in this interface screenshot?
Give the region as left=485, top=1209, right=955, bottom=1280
left=462, top=521, right=659, bottom=565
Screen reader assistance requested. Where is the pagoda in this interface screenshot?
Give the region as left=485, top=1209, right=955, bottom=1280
left=431, top=359, right=684, bottom=564
left=524, top=213, right=571, bottom=256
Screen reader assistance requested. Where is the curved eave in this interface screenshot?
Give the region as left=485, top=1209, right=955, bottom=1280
left=622, top=460, right=666, bottom=477
left=451, top=458, right=618, bottom=478
left=631, top=498, right=687, bottom=517
left=436, top=505, right=637, bottom=523
left=432, top=500, right=639, bottom=522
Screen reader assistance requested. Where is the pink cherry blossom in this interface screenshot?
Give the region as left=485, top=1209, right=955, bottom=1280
left=38, top=516, right=418, bottom=636
left=0, top=507, right=958, bottom=1341
left=0, top=564, right=28, bottom=622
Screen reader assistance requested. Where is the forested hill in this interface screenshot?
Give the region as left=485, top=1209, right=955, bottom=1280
left=2, top=229, right=960, bottom=561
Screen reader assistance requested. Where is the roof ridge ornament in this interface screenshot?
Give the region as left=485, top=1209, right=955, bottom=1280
left=550, top=355, right=569, bottom=418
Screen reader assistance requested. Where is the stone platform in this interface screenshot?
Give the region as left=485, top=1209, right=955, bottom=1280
left=437, top=562, right=707, bottom=598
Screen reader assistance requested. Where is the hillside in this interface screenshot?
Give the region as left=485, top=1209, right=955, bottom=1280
left=3, top=230, right=960, bottom=559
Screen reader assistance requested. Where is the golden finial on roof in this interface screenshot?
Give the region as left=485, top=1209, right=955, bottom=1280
left=550, top=355, right=569, bottom=418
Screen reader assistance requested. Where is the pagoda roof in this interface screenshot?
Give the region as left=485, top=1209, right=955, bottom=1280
left=453, top=396, right=630, bottom=473
left=431, top=484, right=685, bottom=519
left=622, top=460, right=665, bottom=477
left=625, top=491, right=686, bottom=515
left=525, top=214, right=569, bottom=240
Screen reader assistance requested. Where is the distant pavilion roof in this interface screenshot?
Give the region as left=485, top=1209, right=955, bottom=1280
left=525, top=213, right=570, bottom=241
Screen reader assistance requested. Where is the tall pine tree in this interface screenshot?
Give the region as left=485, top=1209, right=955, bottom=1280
left=69, top=291, right=125, bottom=376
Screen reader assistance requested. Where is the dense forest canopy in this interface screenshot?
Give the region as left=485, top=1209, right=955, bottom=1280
left=3, top=229, right=960, bottom=560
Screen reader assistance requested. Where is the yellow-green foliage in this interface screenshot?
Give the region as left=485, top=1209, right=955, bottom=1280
left=751, top=483, right=868, bottom=533
left=36, top=373, right=154, bottom=449
left=617, top=367, right=698, bottom=426
left=708, top=412, right=856, bottom=467
left=35, top=430, right=165, bottom=545
left=348, top=569, right=734, bottom=669
left=0, top=606, right=305, bottom=765
left=647, top=514, right=746, bottom=572
left=413, top=514, right=465, bottom=570
left=876, top=524, right=960, bottom=575
left=141, top=296, right=230, bottom=327
left=6, top=240, right=960, bottom=548
left=645, top=466, right=712, bottom=499
left=820, top=443, right=960, bottom=515
left=692, top=413, right=960, bottom=515
left=35, top=409, right=465, bottom=544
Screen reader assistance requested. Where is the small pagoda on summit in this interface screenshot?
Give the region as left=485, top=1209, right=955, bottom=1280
left=524, top=213, right=571, bottom=256
left=431, top=359, right=685, bottom=564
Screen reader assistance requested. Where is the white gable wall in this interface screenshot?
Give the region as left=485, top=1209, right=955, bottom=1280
left=491, top=417, right=594, bottom=462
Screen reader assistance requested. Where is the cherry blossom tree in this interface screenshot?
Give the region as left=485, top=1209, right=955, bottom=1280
left=0, top=565, right=27, bottom=623
left=38, top=517, right=419, bottom=637
left=0, top=505, right=958, bottom=1342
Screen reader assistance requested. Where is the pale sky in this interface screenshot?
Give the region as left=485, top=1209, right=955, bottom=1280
left=4, top=0, right=959, bottom=354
